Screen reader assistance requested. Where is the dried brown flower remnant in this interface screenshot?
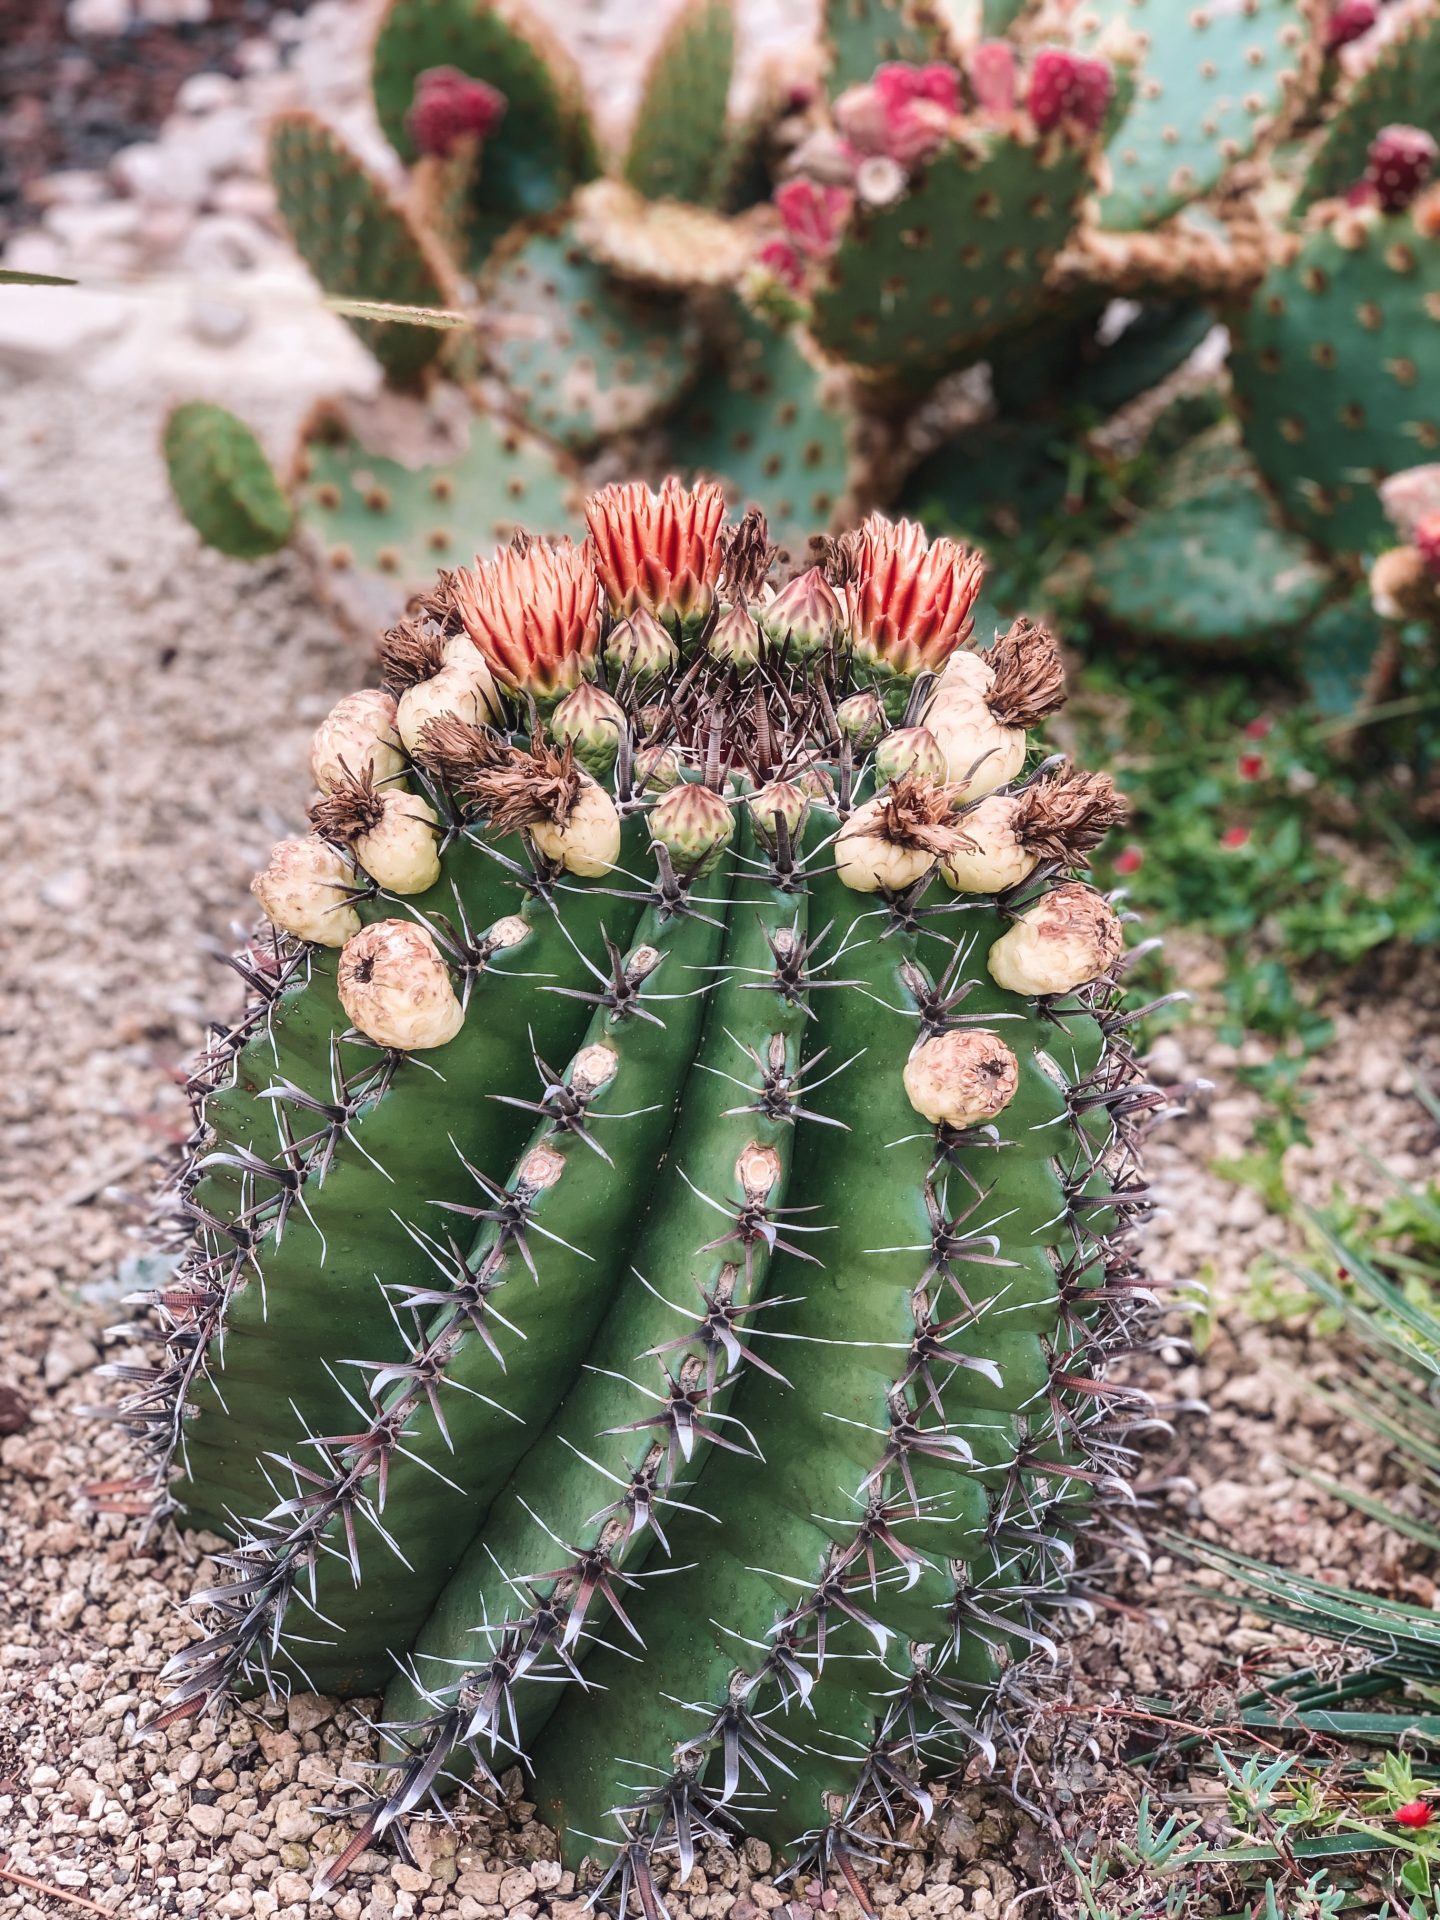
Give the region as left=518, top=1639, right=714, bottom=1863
left=984, top=616, right=1066, bottom=728
left=464, top=735, right=584, bottom=836
left=376, top=616, right=447, bottom=691
left=836, top=774, right=965, bottom=892
left=1011, top=767, right=1128, bottom=864
left=722, top=506, right=778, bottom=602
left=309, top=766, right=388, bottom=841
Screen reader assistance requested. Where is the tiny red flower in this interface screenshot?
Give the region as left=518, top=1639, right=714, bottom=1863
left=1395, top=1800, right=1432, bottom=1829
left=1243, top=715, right=1272, bottom=739
left=756, top=237, right=805, bottom=290
left=1238, top=753, right=1265, bottom=780
left=1113, top=846, right=1143, bottom=876
left=1220, top=826, right=1250, bottom=849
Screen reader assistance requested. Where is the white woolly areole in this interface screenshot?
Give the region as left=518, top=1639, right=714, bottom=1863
left=251, top=837, right=360, bottom=947
left=987, top=883, right=1123, bottom=997
left=486, top=914, right=532, bottom=952
left=571, top=1043, right=620, bottom=1097
left=834, top=795, right=937, bottom=894
left=924, top=689, right=1026, bottom=800
left=940, top=794, right=1036, bottom=895
left=337, top=919, right=464, bottom=1051
left=530, top=779, right=622, bottom=877
left=396, top=666, right=490, bottom=754
left=903, top=1029, right=1019, bottom=1128
left=311, top=689, right=403, bottom=795
left=353, top=792, right=442, bottom=896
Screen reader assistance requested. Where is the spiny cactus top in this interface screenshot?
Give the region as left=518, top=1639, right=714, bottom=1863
left=114, top=482, right=1167, bottom=1902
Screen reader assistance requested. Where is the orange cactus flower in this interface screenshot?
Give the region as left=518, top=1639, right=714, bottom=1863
left=842, top=514, right=985, bottom=680
left=449, top=538, right=600, bottom=700
left=585, top=478, right=728, bottom=633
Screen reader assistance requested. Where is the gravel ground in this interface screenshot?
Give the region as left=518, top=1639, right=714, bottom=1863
left=5, top=2, right=1440, bottom=1915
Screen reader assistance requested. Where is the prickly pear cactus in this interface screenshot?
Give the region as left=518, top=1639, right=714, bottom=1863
left=1298, top=5, right=1440, bottom=212
left=1085, top=428, right=1330, bottom=649
left=373, top=0, right=600, bottom=259
left=163, top=404, right=294, bottom=560
left=267, top=111, right=456, bottom=386
left=1229, top=192, right=1440, bottom=555
left=1075, top=0, right=1320, bottom=232
left=623, top=0, right=736, bottom=206
left=117, top=483, right=1163, bottom=1897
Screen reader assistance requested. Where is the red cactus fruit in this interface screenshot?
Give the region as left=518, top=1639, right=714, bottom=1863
left=1416, top=510, right=1440, bottom=581
left=1326, top=0, right=1377, bottom=50
left=407, top=66, right=507, bottom=157
left=755, top=237, right=806, bottom=290
left=1027, top=48, right=1113, bottom=136
left=1364, top=124, right=1438, bottom=213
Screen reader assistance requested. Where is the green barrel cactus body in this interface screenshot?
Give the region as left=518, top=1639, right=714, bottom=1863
left=119, top=483, right=1162, bottom=1897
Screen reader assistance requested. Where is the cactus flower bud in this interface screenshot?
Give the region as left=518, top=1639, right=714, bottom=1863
left=451, top=538, right=601, bottom=701
left=649, top=784, right=736, bottom=874
left=748, top=779, right=811, bottom=846
left=311, top=689, right=404, bottom=795
left=875, top=726, right=947, bottom=785
left=549, top=683, right=627, bottom=779
left=397, top=665, right=491, bottom=755
left=586, top=478, right=728, bottom=636
left=605, top=606, right=679, bottom=686
left=337, top=919, right=465, bottom=1051
left=903, top=1029, right=1018, bottom=1128
left=530, top=778, right=623, bottom=878
left=407, top=66, right=506, bottom=158
left=835, top=690, right=886, bottom=746
left=760, top=567, right=843, bottom=657
left=252, top=837, right=361, bottom=947
left=635, top=742, right=684, bottom=791
left=837, top=516, right=984, bottom=683
left=708, top=600, right=765, bottom=668
left=353, top=791, right=443, bottom=895
left=987, top=882, right=1123, bottom=996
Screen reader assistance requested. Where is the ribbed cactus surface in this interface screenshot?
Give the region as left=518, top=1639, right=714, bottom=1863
left=117, top=483, right=1163, bottom=1899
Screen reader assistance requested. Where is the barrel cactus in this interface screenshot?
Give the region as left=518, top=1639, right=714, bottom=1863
left=119, top=481, right=1162, bottom=1899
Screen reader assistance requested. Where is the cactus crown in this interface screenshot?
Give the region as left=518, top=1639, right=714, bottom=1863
left=115, top=484, right=1163, bottom=1900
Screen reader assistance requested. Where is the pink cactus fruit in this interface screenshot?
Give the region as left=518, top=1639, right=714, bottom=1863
left=407, top=66, right=507, bottom=157
left=1027, top=47, right=1114, bottom=136
left=1364, top=124, right=1438, bottom=213
left=1326, top=0, right=1378, bottom=49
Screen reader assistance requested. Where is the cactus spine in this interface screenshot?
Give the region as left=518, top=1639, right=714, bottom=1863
left=115, top=483, right=1165, bottom=1898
